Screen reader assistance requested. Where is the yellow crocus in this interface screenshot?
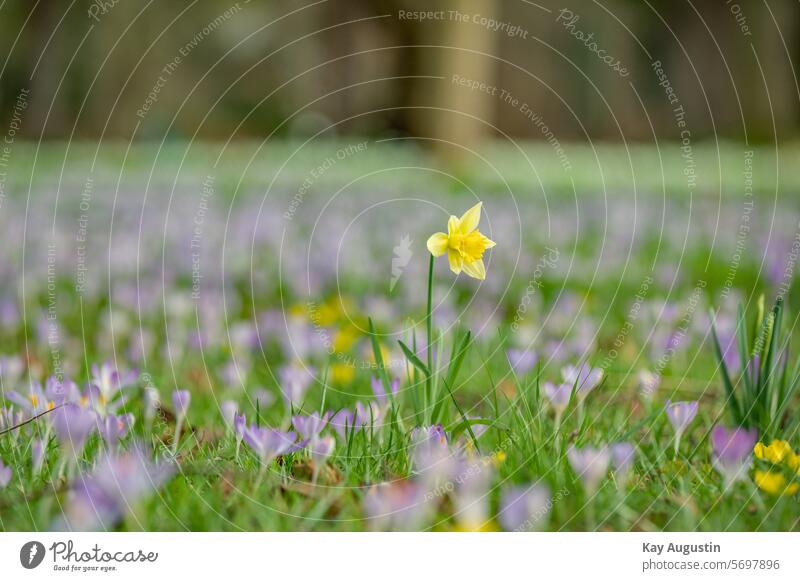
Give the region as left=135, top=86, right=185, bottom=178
left=427, top=202, right=496, bottom=280
left=754, top=439, right=793, bottom=464
left=754, top=470, right=800, bottom=496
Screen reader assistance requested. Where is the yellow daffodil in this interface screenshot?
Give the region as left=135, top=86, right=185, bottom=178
left=427, top=202, right=495, bottom=280
left=754, top=470, right=800, bottom=496
left=754, top=439, right=794, bottom=464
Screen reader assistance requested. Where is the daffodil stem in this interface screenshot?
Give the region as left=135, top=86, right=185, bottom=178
left=426, top=254, right=434, bottom=423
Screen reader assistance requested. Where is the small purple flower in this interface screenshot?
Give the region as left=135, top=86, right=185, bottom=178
left=292, top=412, right=329, bottom=440
left=561, top=364, right=603, bottom=401
left=543, top=382, right=572, bottom=416
left=172, top=390, right=191, bottom=419
left=52, top=404, right=97, bottom=459
left=507, top=348, right=538, bottom=376
left=242, top=426, right=298, bottom=465
left=54, top=444, right=174, bottom=531
left=329, top=401, right=382, bottom=439
left=610, top=442, right=636, bottom=487
left=310, top=435, right=335, bottom=462
left=234, top=413, right=246, bottom=440
left=567, top=445, right=610, bottom=493
left=329, top=409, right=354, bottom=439
left=499, top=484, right=551, bottom=531
left=711, top=425, right=758, bottom=487
left=90, top=362, right=137, bottom=414
left=410, top=425, right=453, bottom=482
left=355, top=401, right=381, bottom=429
left=0, top=459, right=12, bottom=488
left=32, top=439, right=46, bottom=476
left=98, top=413, right=134, bottom=451
left=370, top=375, right=399, bottom=406
left=665, top=400, right=698, bottom=453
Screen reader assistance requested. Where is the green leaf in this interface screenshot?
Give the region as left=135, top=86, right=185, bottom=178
left=398, top=339, right=429, bottom=376
left=710, top=310, right=743, bottom=426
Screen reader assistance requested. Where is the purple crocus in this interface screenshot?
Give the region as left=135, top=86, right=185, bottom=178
left=610, top=442, right=636, bottom=488
left=233, top=413, right=246, bottom=460
left=665, top=400, right=698, bottom=453
left=172, top=390, right=191, bottom=419
left=410, top=425, right=453, bottom=483
left=567, top=445, right=610, bottom=493
left=52, top=404, right=97, bottom=460
left=241, top=426, right=298, bottom=466
left=499, top=484, right=551, bottom=531
left=329, top=408, right=354, bottom=439
left=90, top=362, right=137, bottom=415
left=561, top=364, right=603, bottom=401
left=0, top=458, right=11, bottom=488
left=98, top=413, right=134, bottom=451
left=542, top=381, right=572, bottom=424
left=329, top=402, right=382, bottom=439
left=507, top=348, right=538, bottom=376
left=32, top=439, right=46, bottom=476
left=370, top=375, right=399, bottom=406
left=292, top=412, right=329, bottom=440
left=54, top=444, right=174, bottom=531
left=711, top=425, right=758, bottom=487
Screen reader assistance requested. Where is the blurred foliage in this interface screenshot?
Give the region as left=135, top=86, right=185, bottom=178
left=0, top=0, right=798, bottom=143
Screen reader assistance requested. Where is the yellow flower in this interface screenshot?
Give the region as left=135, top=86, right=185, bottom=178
left=788, top=453, right=800, bottom=474
left=754, top=439, right=793, bottom=464
left=427, top=202, right=496, bottom=280
left=754, top=470, right=800, bottom=496
left=330, top=363, right=355, bottom=385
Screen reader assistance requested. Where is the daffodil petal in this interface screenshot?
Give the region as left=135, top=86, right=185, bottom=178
left=447, top=215, right=460, bottom=237
left=461, top=258, right=486, bottom=280
left=458, top=202, right=482, bottom=234
left=447, top=249, right=462, bottom=274
left=484, top=237, right=496, bottom=248
left=426, top=232, right=449, bottom=257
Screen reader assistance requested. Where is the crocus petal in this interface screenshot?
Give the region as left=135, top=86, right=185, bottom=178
left=426, top=232, right=449, bottom=257
left=461, top=258, right=486, bottom=280
left=447, top=249, right=462, bottom=274
left=458, top=202, right=482, bottom=234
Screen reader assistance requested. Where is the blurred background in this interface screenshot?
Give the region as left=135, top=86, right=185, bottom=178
left=0, top=0, right=797, bottom=145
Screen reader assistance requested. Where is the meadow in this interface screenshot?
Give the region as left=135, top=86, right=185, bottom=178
left=0, top=141, right=799, bottom=531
